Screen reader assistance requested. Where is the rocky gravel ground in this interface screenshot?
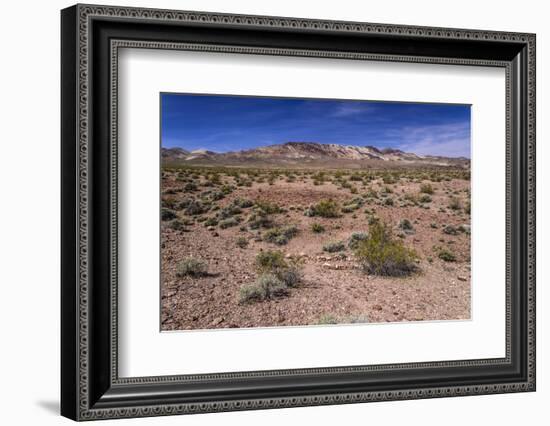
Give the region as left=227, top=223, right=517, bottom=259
left=160, top=168, right=471, bottom=330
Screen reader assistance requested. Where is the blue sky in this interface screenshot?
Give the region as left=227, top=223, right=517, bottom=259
left=161, top=93, right=471, bottom=158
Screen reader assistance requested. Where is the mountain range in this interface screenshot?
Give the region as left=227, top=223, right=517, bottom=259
left=162, top=142, right=469, bottom=169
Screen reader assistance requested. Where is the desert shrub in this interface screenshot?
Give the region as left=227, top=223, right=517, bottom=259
left=367, top=215, right=380, bottom=226
left=348, top=232, right=368, bottom=249
left=420, top=183, right=434, bottom=194
left=458, top=224, right=471, bottom=234
left=419, top=194, right=432, bottom=203
left=219, top=217, right=240, bottom=229
left=238, top=274, right=288, bottom=303
left=465, top=201, right=471, bottom=215
left=317, top=314, right=338, bottom=325
left=399, top=219, right=414, bottom=233
left=437, top=248, right=456, bottom=262
left=354, top=221, right=418, bottom=276
left=263, top=225, right=299, bottom=245
left=311, top=223, right=325, bottom=233
left=282, top=225, right=299, bottom=239
left=382, top=174, right=396, bottom=184
left=323, top=241, right=346, bottom=253
left=240, top=252, right=303, bottom=303
left=403, top=192, right=418, bottom=205
left=277, top=266, right=302, bottom=288
left=218, top=204, right=242, bottom=219
left=184, top=199, right=207, bottom=216
left=365, top=188, right=379, bottom=199
left=341, top=197, right=364, bottom=213
left=221, top=185, right=234, bottom=195
left=204, top=217, right=218, bottom=227
left=176, top=257, right=208, bottom=277
left=263, top=228, right=286, bottom=245
left=255, top=250, right=287, bottom=273
left=247, top=211, right=273, bottom=230
left=430, top=223, right=439, bottom=229
left=448, top=197, right=462, bottom=211
left=305, top=199, right=340, bottom=218
left=184, top=182, right=198, bottom=192
left=255, top=200, right=283, bottom=214
left=442, top=225, right=459, bottom=235
left=161, top=208, right=177, bottom=221
left=209, top=190, right=225, bottom=201
left=169, top=219, right=185, bottom=231
left=341, top=204, right=358, bottom=213
left=236, top=236, right=249, bottom=248
left=233, top=197, right=253, bottom=208
left=383, top=197, right=394, bottom=206
left=162, top=197, right=177, bottom=210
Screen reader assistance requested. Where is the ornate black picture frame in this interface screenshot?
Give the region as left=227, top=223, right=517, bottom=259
left=61, top=4, right=536, bottom=421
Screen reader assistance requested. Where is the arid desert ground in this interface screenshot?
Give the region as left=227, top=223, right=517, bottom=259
left=160, top=163, right=471, bottom=331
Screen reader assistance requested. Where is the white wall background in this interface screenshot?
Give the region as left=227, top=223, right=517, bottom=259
left=0, top=0, right=546, bottom=424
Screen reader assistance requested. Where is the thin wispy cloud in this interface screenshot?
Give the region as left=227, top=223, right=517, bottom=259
left=161, top=94, right=471, bottom=158
left=393, top=122, right=471, bottom=158
left=331, top=104, right=375, bottom=117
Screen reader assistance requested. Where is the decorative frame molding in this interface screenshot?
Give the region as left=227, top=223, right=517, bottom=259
left=61, top=4, right=536, bottom=421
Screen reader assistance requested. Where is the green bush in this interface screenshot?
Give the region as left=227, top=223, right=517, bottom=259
left=184, top=199, right=207, bottom=216
left=169, top=219, right=185, bottom=231
left=399, top=219, right=414, bottom=232
left=419, top=194, right=432, bottom=203
left=323, top=241, right=346, bottom=253
left=348, top=232, right=368, bottom=249
left=420, top=183, right=434, bottom=194
left=442, top=225, right=459, bottom=235
left=354, top=221, right=418, bottom=276
left=233, top=197, right=253, bottom=208
left=255, top=200, right=283, bottom=214
left=437, top=248, right=456, bottom=262
left=311, top=223, right=326, bottom=233
left=204, top=217, right=218, bottom=227
left=448, top=197, right=462, bottom=211
left=236, top=236, right=249, bottom=248
left=161, top=208, right=177, bottom=221
left=255, top=250, right=287, bottom=273
left=218, top=204, right=242, bottom=219
left=277, top=266, right=302, bottom=288
left=184, top=182, right=198, bottom=191
left=458, top=224, right=471, bottom=234
left=238, top=274, right=288, bottom=303
left=263, top=225, right=299, bottom=245
left=305, top=199, right=340, bottom=218
left=176, top=257, right=208, bottom=277
left=219, top=217, right=240, bottom=229
left=247, top=211, right=273, bottom=230
left=317, top=314, right=338, bottom=325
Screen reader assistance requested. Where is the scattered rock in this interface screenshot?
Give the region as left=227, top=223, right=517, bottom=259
left=211, top=317, right=224, bottom=326
left=457, top=276, right=467, bottom=281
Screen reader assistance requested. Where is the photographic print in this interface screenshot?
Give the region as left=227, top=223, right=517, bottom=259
left=160, top=94, right=472, bottom=331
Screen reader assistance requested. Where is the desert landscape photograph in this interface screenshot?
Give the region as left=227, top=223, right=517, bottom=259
left=160, top=94, right=471, bottom=331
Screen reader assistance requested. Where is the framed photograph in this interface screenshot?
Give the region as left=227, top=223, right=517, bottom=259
left=61, top=4, right=536, bottom=421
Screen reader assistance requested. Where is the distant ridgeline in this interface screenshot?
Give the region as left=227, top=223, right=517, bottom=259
left=161, top=142, right=470, bottom=169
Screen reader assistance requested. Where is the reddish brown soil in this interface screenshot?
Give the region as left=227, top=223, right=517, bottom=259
left=161, top=170, right=471, bottom=330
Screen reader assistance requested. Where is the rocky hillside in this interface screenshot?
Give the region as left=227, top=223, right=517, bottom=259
left=162, top=142, right=469, bottom=169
